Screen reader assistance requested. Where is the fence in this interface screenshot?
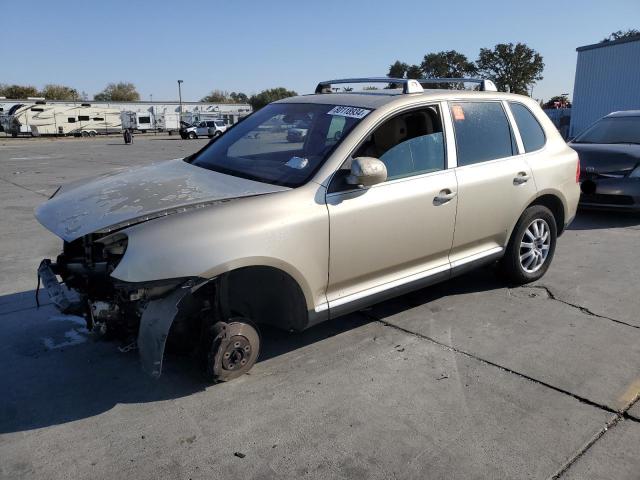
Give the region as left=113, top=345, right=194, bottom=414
left=543, top=108, right=571, bottom=139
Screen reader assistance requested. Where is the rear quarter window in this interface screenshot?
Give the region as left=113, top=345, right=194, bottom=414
left=509, top=102, right=546, bottom=152
left=450, top=101, right=517, bottom=166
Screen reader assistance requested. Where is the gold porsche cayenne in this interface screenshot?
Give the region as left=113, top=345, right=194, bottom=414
left=36, top=78, right=580, bottom=381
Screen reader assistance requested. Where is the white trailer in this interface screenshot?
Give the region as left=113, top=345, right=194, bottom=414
left=119, top=110, right=158, bottom=132
left=7, top=102, right=121, bottom=136
left=157, top=112, right=180, bottom=134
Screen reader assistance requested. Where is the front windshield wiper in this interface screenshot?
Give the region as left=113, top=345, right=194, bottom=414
left=607, top=141, right=640, bottom=145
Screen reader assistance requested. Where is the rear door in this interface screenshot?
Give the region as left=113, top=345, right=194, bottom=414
left=197, top=121, right=208, bottom=136
left=448, top=100, right=536, bottom=266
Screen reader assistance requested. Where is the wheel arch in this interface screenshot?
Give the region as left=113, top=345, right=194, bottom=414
left=211, top=264, right=312, bottom=332
left=527, top=192, right=567, bottom=235
left=507, top=191, right=568, bottom=243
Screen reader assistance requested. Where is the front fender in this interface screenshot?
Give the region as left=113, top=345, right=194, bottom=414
left=110, top=184, right=329, bottom=313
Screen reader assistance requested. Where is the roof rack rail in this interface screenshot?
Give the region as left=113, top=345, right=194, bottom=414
left=315, top=78, right=424, bottom=94
left=418, top=78, right=497, bottom=92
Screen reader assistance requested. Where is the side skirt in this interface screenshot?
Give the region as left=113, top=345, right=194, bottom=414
left=311, top=247, right=504, bottom=323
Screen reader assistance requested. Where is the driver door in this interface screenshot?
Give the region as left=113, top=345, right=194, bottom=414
left=326, top=105, right=457, bottom=317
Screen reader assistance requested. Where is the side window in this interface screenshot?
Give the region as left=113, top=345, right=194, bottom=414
left=509, top=102, right=546, bottom=152
left=67, top=117, right=76, bottom=123
left=450, top=102, right=516, bottom=166
left=353, top=106, right=445, bottom=181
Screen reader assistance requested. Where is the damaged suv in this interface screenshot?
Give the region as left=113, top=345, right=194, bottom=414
left=36, top=77, right=580, bottom=381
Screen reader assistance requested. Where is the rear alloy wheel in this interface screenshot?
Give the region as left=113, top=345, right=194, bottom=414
left=499, top=205, right=557, bottom=285
left=207, top=319, right=260, bottom=382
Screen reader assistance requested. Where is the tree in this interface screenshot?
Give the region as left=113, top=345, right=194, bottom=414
left=388, top=60, right=409, bottom=79
left=386, top=61, right=420, bottom=88
left=542, top=95, right=571, bottom=109
left=406, top=65, right=422, bottom=79
left=201, top=89, right=230, bottom=103
left=41, top=84, right=79, bottom=101
left=229, top=91, right=249, bottom=103
left=94, top=82, right=140, bottom=101
left=0, top=84, right=39, bottom=99
left=420, top=50, right=477, bottom=79
left=476, top=43, right=544, bottom=95
left=601, top=29, right=640, bottom=42
left=248, top=87, right=297, bottom=111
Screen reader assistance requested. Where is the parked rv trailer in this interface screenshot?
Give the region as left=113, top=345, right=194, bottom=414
left=156, top=112, right=180, bottom=134
left=7, top=103, right=121, bottom=137
left=120, top=110, right=159, bottom=133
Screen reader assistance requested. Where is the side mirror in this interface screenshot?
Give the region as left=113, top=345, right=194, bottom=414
left=346, top=157, right=387, bottom=187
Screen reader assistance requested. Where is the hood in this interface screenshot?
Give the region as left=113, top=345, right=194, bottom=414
left=569, top=143, right=640, bottom=175
left=35, top=158, right=289, bottom=242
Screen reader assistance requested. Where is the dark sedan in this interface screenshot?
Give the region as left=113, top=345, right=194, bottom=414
left=570, top=111, right=640, bottom=211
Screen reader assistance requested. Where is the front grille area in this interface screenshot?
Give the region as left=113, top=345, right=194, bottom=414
left=580, top=193, right=635, bottom=206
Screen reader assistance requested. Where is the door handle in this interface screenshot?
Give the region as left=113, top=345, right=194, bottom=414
left=433, top=189, right=457, bottom=205
left=513, top=172, right=530, bottom=185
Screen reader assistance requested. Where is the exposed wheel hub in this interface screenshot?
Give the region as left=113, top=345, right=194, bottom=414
left=208, top=320, right=260, bottom=382
left=221, top=336, right=252, bottom=370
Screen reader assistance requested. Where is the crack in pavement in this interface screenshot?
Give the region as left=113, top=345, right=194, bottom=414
left=362, top=311, right=639, bottom=418
left=0, top=175, right=50, bottom=198
left=522, top=284, right=639, bottom=330
left=359, top=310, right=640, bottom=479
left=549, top=414, right=622, bottom=479
left=551, top=395, right=640, bottom=479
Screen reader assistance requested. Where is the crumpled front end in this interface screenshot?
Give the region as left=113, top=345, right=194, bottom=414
left=37, top=232, right=209, bottom=377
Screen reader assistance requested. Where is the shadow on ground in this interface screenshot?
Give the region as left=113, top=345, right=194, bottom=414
left=0, top=210, right=624, bottom=435
left=0, top=266, right=504, bottom=436
left=569, top=209, right=640, bottom=230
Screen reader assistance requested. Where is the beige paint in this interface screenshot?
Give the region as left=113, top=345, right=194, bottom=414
left=49, top=88, right=579, bottom=326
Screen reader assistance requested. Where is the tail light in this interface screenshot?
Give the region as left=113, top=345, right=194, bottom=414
left=576, top=158, right=581, bottom=183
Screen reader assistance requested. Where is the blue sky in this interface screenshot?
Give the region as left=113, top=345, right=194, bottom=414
left=1, top=0, right=638, bottom=102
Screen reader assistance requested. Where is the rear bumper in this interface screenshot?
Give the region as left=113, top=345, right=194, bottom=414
left=579, top=177, right=640, bottom=211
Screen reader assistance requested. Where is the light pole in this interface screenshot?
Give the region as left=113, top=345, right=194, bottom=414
left=177, top=80, right=183, bottom=122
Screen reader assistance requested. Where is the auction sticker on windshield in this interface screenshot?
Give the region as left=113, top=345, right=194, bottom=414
left=327, top=106, right=371, bottom=119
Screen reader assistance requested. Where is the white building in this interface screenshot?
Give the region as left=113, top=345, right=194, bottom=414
left=570, top=36, right=640, bottom=137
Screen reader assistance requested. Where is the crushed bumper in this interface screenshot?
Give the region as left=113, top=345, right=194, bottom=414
left=579, top=178, right=640, bottom=211
left=38, top=257, right=207, bottom=378
left=37, top=259, right=83, bottom=314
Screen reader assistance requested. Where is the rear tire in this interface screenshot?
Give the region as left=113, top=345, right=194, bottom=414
left=499, top=205, right=557, bottom=285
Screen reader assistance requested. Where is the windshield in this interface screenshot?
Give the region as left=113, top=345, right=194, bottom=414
left=574, top=116, right=640, bottom=144
left=190, top=103, right=369, bottom=187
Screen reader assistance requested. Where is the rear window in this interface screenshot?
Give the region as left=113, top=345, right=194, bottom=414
left=509, top=102, right=545, bottom=152
left=450, top=102, right=516, bottom=166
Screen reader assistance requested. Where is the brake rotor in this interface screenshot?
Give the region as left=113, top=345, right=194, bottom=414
left=209, top=319, right=260, bottom=382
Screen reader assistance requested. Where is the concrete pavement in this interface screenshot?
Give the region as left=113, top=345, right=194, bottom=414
left=0, top=135, right=638, bottom=479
